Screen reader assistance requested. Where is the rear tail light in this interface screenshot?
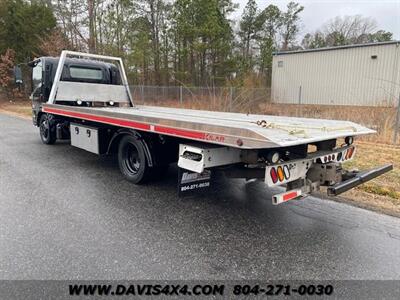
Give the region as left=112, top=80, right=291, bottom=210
left=348, top=147, right=355, bottom=158
left=283, top=165, right=290, bottom=179
left=346, top=147, right=354, bottom=159
left=270, top=168, right=278, bottom=184
left=268, top=164, right=293, bottom=186
left=277, top=166, right=285, bottom=182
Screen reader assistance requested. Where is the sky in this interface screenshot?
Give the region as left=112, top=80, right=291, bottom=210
left=232, top=0, right=400, bottom=40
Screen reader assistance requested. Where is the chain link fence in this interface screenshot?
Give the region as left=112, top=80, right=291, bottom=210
left=130, top=85, right=272, bottom=113
left=130, top=85, right=400, bottom=144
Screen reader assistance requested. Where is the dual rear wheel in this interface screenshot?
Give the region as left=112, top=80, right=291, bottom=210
left=117, top=135, right=168, bottom=184
left=117, top=135, right=151, bottom=184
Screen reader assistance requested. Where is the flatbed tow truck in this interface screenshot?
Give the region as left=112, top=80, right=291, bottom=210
left=23, top=51, right=393, bottom=204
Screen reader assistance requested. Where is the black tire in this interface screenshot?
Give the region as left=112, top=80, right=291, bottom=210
left=118, top=135, right=151, bottom=184
left=39, top=114, right=56, bottom=145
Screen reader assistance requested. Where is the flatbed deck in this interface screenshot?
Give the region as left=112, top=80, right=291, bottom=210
left=43, top=103, right=374, bottom=149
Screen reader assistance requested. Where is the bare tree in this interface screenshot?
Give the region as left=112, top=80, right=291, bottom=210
left=37, top=29, right=71, bottom=56
left=323, top=15, right=377, bottom=45
left=302, top=15, right=393, bottom=49
left=52, top=0, right=88, bottom=51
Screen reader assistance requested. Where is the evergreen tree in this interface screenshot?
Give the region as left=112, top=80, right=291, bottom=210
left=0, top=0, right=56, bottom=62
left=238, top=0, right=258, bottom=70
left=279, top=1, right=304, bottom=50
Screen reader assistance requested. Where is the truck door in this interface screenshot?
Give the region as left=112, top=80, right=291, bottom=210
left=31, top=60, right=43, bottom=125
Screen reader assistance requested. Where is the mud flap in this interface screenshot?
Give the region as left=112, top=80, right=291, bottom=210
left=177, top=168, right=212, bottom=196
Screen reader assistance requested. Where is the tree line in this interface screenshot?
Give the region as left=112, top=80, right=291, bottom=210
left=0, top=0, right=394, bottom=89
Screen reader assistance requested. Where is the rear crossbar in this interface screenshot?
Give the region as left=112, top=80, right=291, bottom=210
left=327, top=164, right=393, bottom=196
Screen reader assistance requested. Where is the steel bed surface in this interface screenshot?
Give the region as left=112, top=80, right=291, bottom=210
left=42, top=104, right=374, bottom=149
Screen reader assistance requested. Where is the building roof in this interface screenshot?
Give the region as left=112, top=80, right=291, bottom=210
left=273, top=40, right=400, bottom=56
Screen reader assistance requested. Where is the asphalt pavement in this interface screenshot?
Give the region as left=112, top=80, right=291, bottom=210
left=1, top=113, right=400, bottom=280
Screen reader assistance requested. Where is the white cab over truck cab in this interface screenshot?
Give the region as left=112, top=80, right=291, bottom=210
left=27, top=51, right=392, bottom=205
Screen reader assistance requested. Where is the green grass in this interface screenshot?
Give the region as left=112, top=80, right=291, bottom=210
left=343, top=142, right=400, bottom=203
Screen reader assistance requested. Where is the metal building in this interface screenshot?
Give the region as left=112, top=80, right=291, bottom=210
left=271, top=41, right=400, bottom=106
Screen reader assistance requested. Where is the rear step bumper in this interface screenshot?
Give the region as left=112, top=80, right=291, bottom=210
left=327, top=164, right=393, bottom=196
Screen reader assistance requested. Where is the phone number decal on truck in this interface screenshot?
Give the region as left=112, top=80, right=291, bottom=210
left=178, top=169, right=212, bottom=195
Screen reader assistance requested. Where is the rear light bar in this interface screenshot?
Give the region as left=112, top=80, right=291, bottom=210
left=265, top=146, right=356, bottom=188
left=314, top=146, right=356, bottom=164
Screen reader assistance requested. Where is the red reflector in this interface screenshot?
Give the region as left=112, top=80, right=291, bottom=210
left=270, top=168, right=278, bottom=184
left=348, top=147, right=354, bottom=158
left=346, top=148, right=353, bottom=159
left=283, top=191, right=299, bottom=201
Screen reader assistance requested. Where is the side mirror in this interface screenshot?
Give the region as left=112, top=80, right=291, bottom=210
left=14, top=65, right=23, bottom=85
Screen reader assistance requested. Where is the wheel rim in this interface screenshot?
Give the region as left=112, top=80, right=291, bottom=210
left=40, top=119, right=49, bottom=140
left=124, top=143, right=141, bottom=175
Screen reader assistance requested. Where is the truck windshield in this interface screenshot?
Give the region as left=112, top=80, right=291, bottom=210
left=32, top=61, right=42, bottom=94
left=70, top=66, right=103, bottom=80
